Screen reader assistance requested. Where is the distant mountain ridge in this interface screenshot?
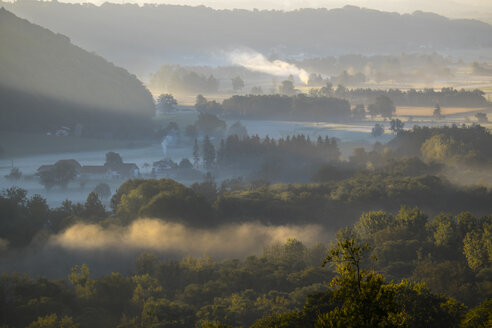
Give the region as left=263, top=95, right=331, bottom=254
left=0, top=8, right=155, bottom=137
left=1, top=1, right=492, bottom=73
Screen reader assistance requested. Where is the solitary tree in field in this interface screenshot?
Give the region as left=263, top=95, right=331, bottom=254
left=157, top=94, right=177, bottom=112
left=231, top=76, right=245, bottom=92
left=278, top=80, right=296, bottom=96
left=390, top=119, right=404, bottom=134
left=105, top=152, right=123, bottom=169
left=369, top=95, right=396, bottom=119
left=475, top=112, right=488, bottom=123
left=371, top=124, right=384, bottom=137
left=195, top=94, right=207, bottom=109
left=433, top=104, right=443, bottom=120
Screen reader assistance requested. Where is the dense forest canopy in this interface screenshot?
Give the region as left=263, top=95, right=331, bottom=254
left=388, top=124, right=492, bottom=165
left=0, top=206, right=490, bottom=327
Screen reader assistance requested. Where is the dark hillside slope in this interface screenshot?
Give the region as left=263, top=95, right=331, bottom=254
left=0, top=8, right=154, bottom=137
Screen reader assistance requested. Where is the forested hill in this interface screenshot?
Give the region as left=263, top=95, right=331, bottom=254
left=1, top=2, right=492, bottom=70
left=0, top=8, right=154, bottom=136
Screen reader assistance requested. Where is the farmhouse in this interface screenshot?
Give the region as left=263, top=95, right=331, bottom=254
left=81, top=165, right=112, bottom=179
left=113, top=163, right=140, bottom=178
left=152, top=159, right=178, bottom=173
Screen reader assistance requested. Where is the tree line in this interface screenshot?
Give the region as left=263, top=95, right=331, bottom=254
left=387, top=124, right=492, bottom=166
left=194, top=94, right=351, bottom=121
left=313, top=85, right=489, bottom=107
left=215, top=134, right=341, bottom=181
left=149, top=65, right=219, bottom=94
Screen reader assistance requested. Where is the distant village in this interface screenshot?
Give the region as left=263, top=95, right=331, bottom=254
left=35, top=154, right=197, bottom=183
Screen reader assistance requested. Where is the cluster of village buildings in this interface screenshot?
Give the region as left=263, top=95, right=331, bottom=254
left=35, top=158, right=192, bottom=181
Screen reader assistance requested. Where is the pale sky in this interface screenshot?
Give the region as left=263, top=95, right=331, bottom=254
left=39, top=0, right=492, bottom=22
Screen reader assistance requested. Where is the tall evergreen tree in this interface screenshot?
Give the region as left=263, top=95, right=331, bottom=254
left=193, top=138, right=200, bottom=167
left=202, top=136, right=216, bottom=169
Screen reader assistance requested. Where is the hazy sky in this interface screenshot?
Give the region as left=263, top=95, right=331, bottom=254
left=45, top=0, right=492, bottom=22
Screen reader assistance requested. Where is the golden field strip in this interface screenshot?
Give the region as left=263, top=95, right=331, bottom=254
left=396, top=106, right=491, bottom=116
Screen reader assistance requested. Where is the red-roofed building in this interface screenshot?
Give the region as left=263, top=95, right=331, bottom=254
left=81, top=165, right=112, bottom=179
left=112, top=163, right=140, bottom=178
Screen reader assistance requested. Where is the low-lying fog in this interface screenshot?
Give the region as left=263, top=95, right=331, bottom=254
left=0, top=112, right=475, bottom=207
left=0, top=219, right=331, bottom=278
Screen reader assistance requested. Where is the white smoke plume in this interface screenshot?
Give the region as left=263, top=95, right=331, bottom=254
left=161, top=136, right=169, bottom=157
left=50, top=219, right=328, bottom=257
left=229, top=50, right=310, bottom=84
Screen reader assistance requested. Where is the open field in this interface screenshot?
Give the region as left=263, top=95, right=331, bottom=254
left=153, top=110, right=198, bottom=129
left=0, top=131, right=150, bottom=158
left=396, top=106, right=492, bottom=117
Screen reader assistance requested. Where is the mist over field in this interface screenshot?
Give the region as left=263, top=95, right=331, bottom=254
left=1, top=1, right=492, bottom=327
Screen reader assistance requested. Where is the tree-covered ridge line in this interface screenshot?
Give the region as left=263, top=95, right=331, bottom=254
left=2, top=1, right=492, bottom=66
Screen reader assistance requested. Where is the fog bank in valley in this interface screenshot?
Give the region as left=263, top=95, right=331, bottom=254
left=0, top=219, right=330, bottom=277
